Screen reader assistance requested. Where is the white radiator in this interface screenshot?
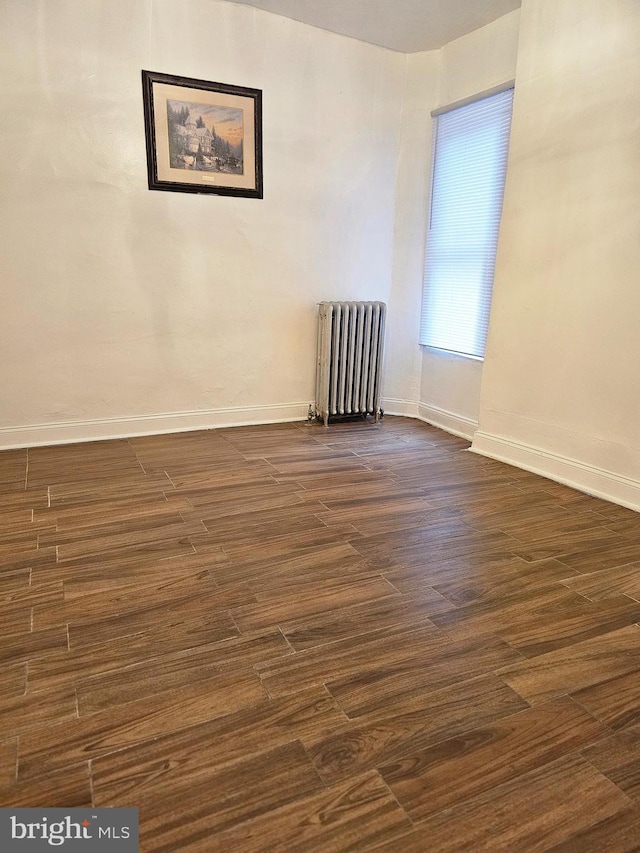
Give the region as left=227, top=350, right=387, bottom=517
left=315, top=301, right=386, bottom=426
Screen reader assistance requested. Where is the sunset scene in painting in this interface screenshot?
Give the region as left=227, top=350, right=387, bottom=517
left=166, top=98, right=244, bottom=173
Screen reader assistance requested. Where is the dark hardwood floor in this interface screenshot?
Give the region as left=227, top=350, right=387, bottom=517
left=2, top=416, right=640, bottom=850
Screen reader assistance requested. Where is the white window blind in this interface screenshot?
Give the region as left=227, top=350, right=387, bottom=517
left=420, top=87, right=513, bottom=359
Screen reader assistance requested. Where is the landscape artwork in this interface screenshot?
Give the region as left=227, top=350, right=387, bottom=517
left=142, top=70, right=263, bottom=198
left=167, top=99, right=244, bottom=174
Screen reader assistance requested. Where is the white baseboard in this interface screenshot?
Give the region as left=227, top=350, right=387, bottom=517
left=417, top=403, right=478, bottom=441
left=380, top=397, right=419, bottom=419
left=471, top=431, right=640, bottom=513
left=0, top=403, right=310, bottom=450
left=380, top=398, right=478, bottom=441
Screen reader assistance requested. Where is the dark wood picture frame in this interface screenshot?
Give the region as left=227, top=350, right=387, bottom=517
left=141, top=70, right=263, bottom=199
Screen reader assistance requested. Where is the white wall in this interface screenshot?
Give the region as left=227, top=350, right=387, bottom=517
left=383, top=50, right=439, bottom=417
left=0, top=0, right=406, bottom=446
left=473, top=0, right=640, bottom=510
left=416, top=11, right=521, bottom=437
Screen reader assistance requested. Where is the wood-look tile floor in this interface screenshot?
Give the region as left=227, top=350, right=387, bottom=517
left=2, top=416, right=640, bottom=850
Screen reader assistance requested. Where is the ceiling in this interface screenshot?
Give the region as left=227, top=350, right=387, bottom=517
left=222, top=0, right=522, bottom=53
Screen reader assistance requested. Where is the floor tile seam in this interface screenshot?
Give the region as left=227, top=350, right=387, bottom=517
left=492, top=622, right=640, bottom=668
left=297, top=734, right=336, bottom=792
left=74, top=660, right=266, bottom=721
left=564, top=562, right=640, bottom=583
left=509, top=528, right=634, bottom=550
left=598, top=523, right=640, bottom=541
left=562, top=577, right=640, bottom=599
left=23, top=449, right=29, bottom=492
left=278, top=610, right=438, bottom=656
left=274, top=626, right=296, bottom=657
left=135, top=749, right=390, bottom=849
left=16, top=687, right=277, bottom=786
left=127, top=445, right=148, bottom=476
left=71, top=652, right=231, bottom=698
left=36, top=585, right=235, bottom=632
left=50, top=496, right=196, bottom=523
left=372, top=695, right=606, bottom=801
left=555, top=581, right=601, bottom=600
left=568, top=588, right=640, bottom=607
left=367, top=769, right=417, bottom=830
left=99, top=736, right=321, bottom=804
left=88, top=757, right=97, bottom=807
left=254, top=619, right=452, bottom=676
left=408, top=580, right=458, bottom=608
left=430, top=596, right=584, bottom=638
left=237, top=570, right=401, bottom=600
left=194, top=500, right=311, bottom=529
left=319, top=654, right=526, bottom=719
left=82, top=681, right=307, bottom=763
left=54, top=540, right=201, bottom=568
left=11, top=736, right=19, bottom=787
left=495, top=627, right=640, bottom=706
left=577, top=747, right=637, bottom=807
left=74, top=681, right=80, bottom=720
left=0, top=696, right=73, bottom=740
left=39, top=517, right=199, bottom=549
left=25, top=630, right=240, bottom=684
left=55, top=516, right=209, bottom=548
left=565, top=693, right=619, bottom=743
left=317, top=681, right=534, bottom=757
left=426, top=580, right=574, bottom=610
left=381, top=746, right=629, bottom=831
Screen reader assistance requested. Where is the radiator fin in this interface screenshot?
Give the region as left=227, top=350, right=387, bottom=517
left=316, top=301, right=386, bottom=426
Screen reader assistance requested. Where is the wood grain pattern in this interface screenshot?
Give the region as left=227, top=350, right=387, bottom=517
left=91, top=687, right=346, bottom=805
left=431, top=557, right=578, bottom=605
left=498, top=625, right=640, bottom=704
left=560, top=561, right=640, bottom=601
left=379, top=696, right=607, bottom=820
left=1, top=624, right=68, bottom=667
left=281, top=588, right=453, bottom=651
left=231, top=574, right=399, bottom=632
left=492, top=596, right=640, bottom=658
left=546, top=804, right=640, bottom=852
left=307, top=674, right=529, bottom=784
left=76, top=627, right=292, bottom=715
left=19, top=669, right=267, bottom=779
left=66, top=587, right=245, bottom=648
left=256, top=622, right=444, bottom=698
left=0, top=764, right=92, bottom=808
left=572, top=669, right=640, bottom=731
left=581, top=727, right=640, bottom=800
left=119, top=742, right=326, bottom=853
left=0, top=684, right=77, bottom=737
left=0, top=739, right=17, bottom=789
left=371, top=755, right=631, bottom=852
left=324, top=632, right=524, bottom=718
left=26, top=614, right=241, bottom=693
left=0, top=663, right=26, bottom=699
left=1, top=417, right=640, bottom=849
left=186, top=771, right=411, bottom=853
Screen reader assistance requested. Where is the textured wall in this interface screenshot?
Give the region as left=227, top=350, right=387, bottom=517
left=0, top=0, right=405, bottom=441
left=475, top=0, right=640, bottom=503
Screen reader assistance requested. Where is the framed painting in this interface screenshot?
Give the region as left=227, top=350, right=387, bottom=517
left=141, top=70, right=263, bottom=198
